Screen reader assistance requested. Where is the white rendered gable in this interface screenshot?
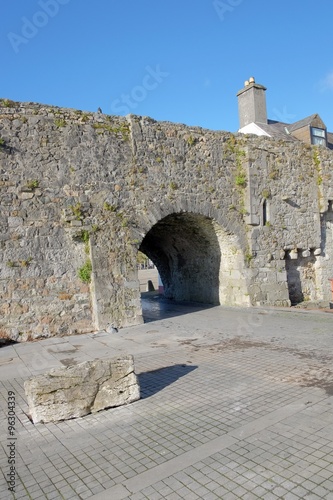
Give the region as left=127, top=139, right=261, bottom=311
left=238, top=122, right=271, bottom=137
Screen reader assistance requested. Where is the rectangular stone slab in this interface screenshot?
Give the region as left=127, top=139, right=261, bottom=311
left=24, top=355, right=140, bottom=423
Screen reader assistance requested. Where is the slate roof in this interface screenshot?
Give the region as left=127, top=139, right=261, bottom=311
left=250, top=115, right=332, bottom=148
left=263, top=120, right=298, bottom=142
left=286, top=114, right=319, bottom=133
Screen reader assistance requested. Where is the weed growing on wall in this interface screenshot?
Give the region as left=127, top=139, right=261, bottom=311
left=78, top=259, right=92, bottom=284
left=26, top=179, right=39, bottom=189
left=70, top=203, right=84, bottom=220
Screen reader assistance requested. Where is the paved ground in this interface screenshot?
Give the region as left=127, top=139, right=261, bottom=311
left=138, top=269, right=159, bottom=293
left=1, top=295, right=333, bottom=499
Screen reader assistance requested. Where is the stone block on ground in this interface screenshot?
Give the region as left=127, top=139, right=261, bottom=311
left=24, top=355, right=140, bottom=423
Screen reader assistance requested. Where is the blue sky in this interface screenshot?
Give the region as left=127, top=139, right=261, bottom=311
left=1, top=0, right=333, bottom=132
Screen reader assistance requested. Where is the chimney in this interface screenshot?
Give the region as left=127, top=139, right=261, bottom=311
left=237, top=77, right=267, bottom=128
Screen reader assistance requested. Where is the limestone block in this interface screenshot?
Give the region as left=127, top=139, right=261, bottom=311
left=230, top=270, right=242, bottom=280
left=24, top=356, right=140, bottom=424
left=302, top=249, right=311, bottom=258
left=290, top=249, right=298, bottom=260
left=8, top=216, right=23, bottom=227
left=19, top=192, right=34, bottom=200
left=277, top=271, right=287, bottom=283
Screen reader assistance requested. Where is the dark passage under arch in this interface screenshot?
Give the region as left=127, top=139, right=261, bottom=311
left=140, top=213, right=221, bottom=304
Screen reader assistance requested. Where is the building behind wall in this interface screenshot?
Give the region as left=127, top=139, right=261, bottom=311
left=237, top=76, right=333, bottom=149
left=237, top=77, right=333, bottom=307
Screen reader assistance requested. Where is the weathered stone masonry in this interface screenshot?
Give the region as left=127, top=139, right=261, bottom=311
left=0, top=100, right=332, bottom=341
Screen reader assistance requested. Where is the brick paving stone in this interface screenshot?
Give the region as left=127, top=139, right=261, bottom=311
left=242, top=493, right=259, bottom=500
left=77, top=493, right=91, bottom=500
left=304, top=494, right=325, bottom=500
left=281, top=479, right=298, bottom=490
left=200, top=492, right=219, bottom=500
left=321, top=479, right=333, bottom=491
left=252, top=485, right=269, bottom=497
left=12, top=491, right=26, bottom=500
left=128, top=493, right=147, bottom=500
left=46, top=492, right=62, bottom=500
left=285, top=494, right=303, bottom=500
left=90, top=485, right=105, bottom=494
left=242, top=479, right=259, bottom=491
left=318, top=468, right=333, bottom=480
left=262, top=493, right=280, bottom=500
left=221, top=492, right=239, bottom=500
left=58, top=486, right=78, bottom=498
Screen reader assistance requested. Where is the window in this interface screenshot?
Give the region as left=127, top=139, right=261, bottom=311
left=262, top=199, right=270, bottom=226
left=311, top=127, right=327, bottom=146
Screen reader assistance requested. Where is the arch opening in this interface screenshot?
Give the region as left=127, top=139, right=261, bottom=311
left=139, top=212, right=250, bottom=308
left=137, top=251, right=159, bottom=293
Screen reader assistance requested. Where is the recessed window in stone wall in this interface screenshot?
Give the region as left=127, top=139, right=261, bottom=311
left=262, top=199, right=269, bottom=226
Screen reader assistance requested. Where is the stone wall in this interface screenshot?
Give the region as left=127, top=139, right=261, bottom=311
left=0, top=98, right=332, bottom=340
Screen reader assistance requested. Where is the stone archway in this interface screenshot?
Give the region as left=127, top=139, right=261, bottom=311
left=139, top=212, right=250, bottom=307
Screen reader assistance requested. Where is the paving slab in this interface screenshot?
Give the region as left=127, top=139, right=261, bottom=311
left=0, top=302, right=333, bottom=499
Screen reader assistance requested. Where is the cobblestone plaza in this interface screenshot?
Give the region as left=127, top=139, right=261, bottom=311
left=1, top=299, right=333, bottom=499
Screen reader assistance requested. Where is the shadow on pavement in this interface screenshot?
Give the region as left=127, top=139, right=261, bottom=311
left=138, top=364, right=198, bottom=399
left=141, top=292, right=216, bottom=323
left=0, top=339, right=17, bottom=348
